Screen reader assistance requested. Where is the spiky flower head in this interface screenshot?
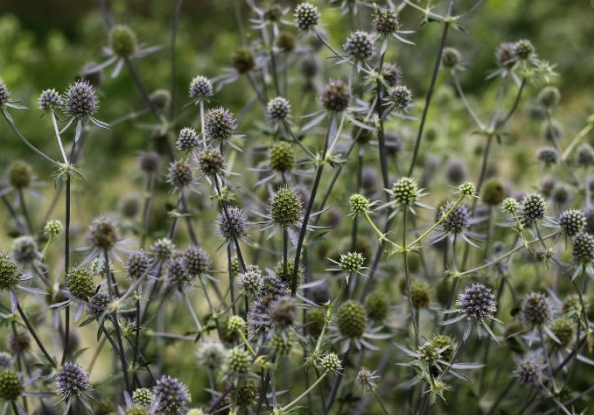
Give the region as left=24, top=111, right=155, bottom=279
left=66, top=267, right=95, bottom=301
left=227, top=315, right=246, bottom=332
left=350, top=194, right=370, bottom=215
left=502, top=198, right=519, bottom=215
left=521, top=292, right=551, bottom=327
left=168, top=159, right=193, bottom=189
left=217, top=207, right=248, bottom=241
left=236, top=379, right=258, bottom=408
left=87, top=291, right=110, bottom=319
left=0, top=254, right=20, bottom=292
left=125, top=250, right=150, bottom=280
left=548, top=317, right=574, bottom=349
left=232, top=48, right=256, bottom=74
left=536, top=147, right=558, bottom=166
left=271, top=331, right=295, bottom=355
left=44, top=220, right=64, bottom=237
left=431, top=334, right=455, bottom=362
left=339, top=252, right=365, bottom=273
left=196, top=342, right=227, bottom=371
left=373, top=8, right=399, bottom=36
left=458, top=182, right=476, bottom=198
left=343, top=31, right=375, bottom=61
left=237, top=264, right=263, bottom=295
left=87, top=216, right=119, bottom=251
left=521, top=192, right=546, bottom=225
left=184, top=245, right=210, bottom=276
left=392, top=177, right=419, bottom=207
left=176, top=127, right=199, bottom=151
left=151, top=238, right=175, bottom=262
left=319, top=353, right=342, bottom=373
left=266, top=97, right=291, bottom=121
left=514, top=359, right=541, bottom=385
left=274, top=259, right=302, bottom=286
left=11, top=236, right=40, bottom=265
left=442, top=47, right=462, bottom=69
left=381, top=63, right=402, bottom=87
left=321, top=80, right=351, bottom=113
left=189, top=75, right=213, bottom=101
left=270, top=186, right=303, bottom=228
left=0, top=370, right=22, bottom=401
left=438, top=202, right=470, bottom=235
left=576, top=143, right=594, bottom=167
left=572, top=232, right=594, bottom=265
left=8, top=331, right=30, bottom=353
left=8, top=160, right=33, bottom=189
left=365, top=291, right=389, bottom=322
left=337, top=300, right=367, bottom=338
left=495, top=42, right=517, bottom=68
left=204, top=107, right=237, bottom=142
left=139, top=151, right=162, bottom=174
left=295, top=3, right=320, bottom=31
left=64, top=80, right=99, bottom=119
left=481, top=179, right=506, bottom=206
left=559, top=209, right=586, bottom=237
left=0, top=353, right=12, bottom=371
left=307, top=307, right=326, bottom=337
left=538, top=86, right=560, bottom=109
left=386, top=85, right=413, bottom=112
left=54, top=362, right=92, bottom=400
left=132, top=388, right=154, bottom=407
left=269, top=296, right=297, bottom=330
left=38, top=89, right=62, bottom=112
left=0, top=80, right=11, bottom=107
left=153, top=375, right=191, bottom=414
left=409, top=280, right=431, bottom=309
left=457, top=284, right=497, bottom=321
left=226, top=347, right=251, bottom=374
left=109, top=25, right=137, bottom=57
left=269, top=142, right=295, bottom=173
left=167, top=257, right=192, bottom=287
left=149, top=89, right=171, bottom=112
left=514, top=39, right=535, bottom=60
left=198, top=149, right=225, bottom=176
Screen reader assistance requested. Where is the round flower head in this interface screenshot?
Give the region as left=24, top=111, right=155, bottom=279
left=132, top=388, right=154, bottom=407
left=502, top=198, right=519, bottom=215
left=139, top=151, right=162, bottom=174
left=548, top=317, right=574, bottom=349
left=319, top=353, right=342, bottom=373
left=109, top=25, right=137, bottom=58
left=365, top=291, right=389, bottom=322
left=167, top=257, right=192, bottom=288
left=198, top=148, right=225, bottom=177
left=438, top=202, right=470, bottom=235
left=343, top=31, right=375, bottom=62
left=87, top=216, right=119, bottom=251
left=270, top=186, right=303, bottom=228
left=386, top=85, right=413, bottom=112
left=189, top=75, right=213, bottom=101
left=125, top=250, right=150, bottom=280
left=277, top=31, right=296, bottom=52
left=8, top=160, right=33, bottom=189
left=176, top=127, right=199, bottom=152
left=442, top=47, right=462, bottom=69
left=0, top=353, right=12, bottom=371
left=269, top=142, right=295, bottom=173
left=232, top=48, right=256, bottom=74
left=576, top=143, right=594, bottom=167
left=536, top=147, right=558, bottom=166
left=514, top=39, right=535, bottom=60
left=392, top=177, right=419, bottom=207
left=226, top=347, right=251, bottom=374
left=66, top=267, right=95, bottom=301
left=410, top=280, right=431, bottom=309
left=149, top=89, right=171, bottom=112
left=0, top=370, right=23, bottom=401
left=271, top=331, right=295, bottom=355
left=349, top=194, right=370, bottom=215
left=204, top=107, right=237, bottom=142
left=495, top=42, right=517, bottom=68
left=63, top=80, right=99, bottom=119
left=151, top=238, right=175, bottom=263
left=87, top=291, right=110, bottom=319
left=381, top=62, right=402, bottom=87
left=336, top=300, right=367, bottom=339
left=521, top=192, right=546, bottom=225
left=167, top=159, right=193, bottom=189
left=227, top=315, right=246, bottom=332
left=295, top=3, right=320, bottom=31
left=11, top=236, right=40, bottom=266
left=321, top=80, right=351, bottom=113
left=457, top=284, right=497, bottom=321
left=538, top=86, right=560, bottom=109
left=445, top=158, right=467, bottom=184
left=481, top=179, right=506, bottom=206
left=217, top=207, right=248, bottom=241
left=237, top=264, right=263, bottom=295
left=559, top=209, right=586, bottom=237
left=196, top=342, right=227, bottom=371
left=373, top=8, right=399, bottom=36
left=269, top=296, right=297, bottom=329
left=55, top=362, right=92, bottom=400
left=44, top=219, right=64, bottom=237
left=184, top=245, right=210, bottom=275
left=266, top=97, right=291, bottom=121
left=521, top=292, right=551, bottom=327
left=0, top=80, right=11, bottom=107
left=38, top=89, right=63, bottom=112
left=514, top=359, right=542, bottom=385
left=572, top=232, right=594, bottom=265
left=153, top=375, right=191, bottom=413
left=339, top=252, right=365, bottom=273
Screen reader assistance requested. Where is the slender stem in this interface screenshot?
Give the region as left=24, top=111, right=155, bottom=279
left=15, top=299, right=56, bottom=368
left=16, top=189, right=33, bottom=235
left=280, top=372, right=328, bottom=413
left=2, top=109, right=58, bottom=166
left=403, top=209, right=419, bottom=346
